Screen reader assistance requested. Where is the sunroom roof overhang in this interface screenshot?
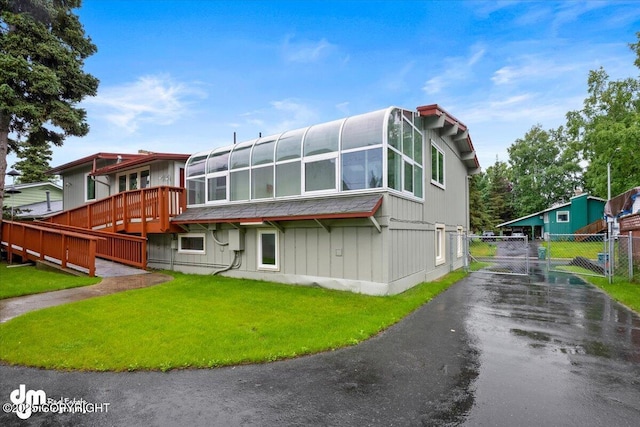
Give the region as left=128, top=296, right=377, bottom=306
left=172, top=194, right=383, bottom=225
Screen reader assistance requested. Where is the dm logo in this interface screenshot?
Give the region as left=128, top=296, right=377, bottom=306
left=10, top=384, right=46, bottom=420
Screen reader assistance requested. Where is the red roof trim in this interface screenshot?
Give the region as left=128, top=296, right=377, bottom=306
left=47, top=153, right=141, bottom=174
left=416, top=104, right=480, bottom=169
left=92, top=153, right=190, bottom=175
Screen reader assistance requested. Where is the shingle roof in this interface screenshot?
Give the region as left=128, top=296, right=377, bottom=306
left=172, top=194, right=383, bottom=224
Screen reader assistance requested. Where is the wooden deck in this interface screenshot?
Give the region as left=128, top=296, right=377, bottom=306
left=1, top=186, right=186, bottom=275
left=45, top=186, right=186, bottom=235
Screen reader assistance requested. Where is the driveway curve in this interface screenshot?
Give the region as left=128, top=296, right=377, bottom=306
left=1, top=270, right=639, bottom=426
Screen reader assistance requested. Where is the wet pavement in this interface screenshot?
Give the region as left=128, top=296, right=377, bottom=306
left=1, top=269, right=639, bottom=426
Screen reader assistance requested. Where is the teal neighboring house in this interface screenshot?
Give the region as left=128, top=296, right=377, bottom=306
left=497, top=193, right=606, bottom=239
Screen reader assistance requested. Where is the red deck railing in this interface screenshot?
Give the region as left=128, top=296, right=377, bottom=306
left=1, top=220, right=102, bottom=276
left=47, top=186, right=185, bottom=235
left=34, top=222, right=147, bottom=269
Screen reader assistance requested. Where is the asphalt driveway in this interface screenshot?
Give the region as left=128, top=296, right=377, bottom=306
left=1, top=269, right=639, bottom=426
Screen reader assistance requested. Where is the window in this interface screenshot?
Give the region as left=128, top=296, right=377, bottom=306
left=435, top=224, right=445, bottom=266
left=276, top=161, right=301, bottom=197
left=207, top=176, right=227, bottom=201
left=252, top=165, right=274, bottom=199
left=230, top=170, right=250, bottom=201
left=178, top=233, right=205, bottom=254
left=85, top=173, right=96, bottom=202
left=341, top=148, right=382, bottom=191
left=457, top=226, right=464, bottom=258
left=431, top=142, right=445, bottom=188
left=188, top=176, right=205, bottom=205
left=386, top=108, right=423, bottom=198
left=117, top=168, right=150, bottom=192
left=258, top=229, right=279, bottom=270
left=305, top=157, right=337, bottom=192
left=557, top=211, right=570, bottom=223
left=544, top=212, right=549, bottom=223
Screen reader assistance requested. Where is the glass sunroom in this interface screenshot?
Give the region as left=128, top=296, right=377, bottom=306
left=185, top=107, right=424, bottom=207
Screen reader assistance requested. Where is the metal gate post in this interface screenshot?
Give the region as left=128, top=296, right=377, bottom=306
left=525, top=235, right=529, bottom=275
left=627, top=231, right=633, bottom=281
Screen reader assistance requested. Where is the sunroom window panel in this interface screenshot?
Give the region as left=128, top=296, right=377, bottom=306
left=303, top=120, right=341, bottom=156
left=207, top=176, right=226, bottom=201
left=342, top=148, right=382, bottom=191
left=387, top=109, right=402, bottom=150
left=230, top=170, right=250, bottom=201
left=252, top=166, right=274, bottom=199
left=414, top=166, right=423, bottom=198
left=341, top=110, right=385, bottom=150
left=276, top=129, right=304, bottom=161
left=207, top=151, right=230, bottom=173
left=413, top=128, right=423, bottom=163
left=276, top=161, right=301, bottom=197
left=230, top=141, right=254, bottom=169
left=404, top=161, right=413, bottom=193
left=402, top=120, right=413, bottom=157
left=251, top=139, right=276, bottom=166
left=387, top=149, right=402, bottom=191
left=187, top=177, right=205, bottom=205
left=305, top=158, right=336, bottom=192
left=186, top=155, right=207, bottom=177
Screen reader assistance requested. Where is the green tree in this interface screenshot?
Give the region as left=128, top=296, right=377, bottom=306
left=13, top=127, right=54, bottom=183
left=469, top=173, right=492, bottom=233
left=566, top=32, right=640, bottom=198
left=0, top=0, right=98, bottom=224
left=481, top=159, right=515, bottom=228
left=508, top=124, right=582, bottom=217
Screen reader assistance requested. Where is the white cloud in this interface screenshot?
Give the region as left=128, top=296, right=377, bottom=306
left=235, top=99, right=319, bottom=140
left=282, top=36, right=336, bottom=63
left=86, top=75, right=206, bottom=133
left=422, top=45, right=486, bottom=95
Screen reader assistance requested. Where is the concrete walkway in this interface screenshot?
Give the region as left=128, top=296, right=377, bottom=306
left=0, top=260, right=172, bottom=323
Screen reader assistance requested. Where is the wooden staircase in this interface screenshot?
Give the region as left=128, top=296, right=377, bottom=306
left=574, top=219, right=606, bottom=241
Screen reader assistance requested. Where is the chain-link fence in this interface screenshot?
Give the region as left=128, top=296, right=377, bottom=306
left=465, top=234, right=530, bottom=275
left=614, top=232, right=640, bottom=283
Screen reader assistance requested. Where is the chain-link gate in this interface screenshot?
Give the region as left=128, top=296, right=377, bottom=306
left=545, top=234, right=609, bottom=279
left=465, top=234, right=530, bottom=276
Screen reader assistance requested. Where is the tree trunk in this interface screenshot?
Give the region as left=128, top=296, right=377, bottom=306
left=0, top=112, right=10, bottom=243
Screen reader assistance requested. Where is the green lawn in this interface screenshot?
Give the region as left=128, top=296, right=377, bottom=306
left=0, top=270, right=466, bottom=371
left=469, top=241, right=497, bottom=257
left=543, top=241, right=604, bottom=259
left=0, top=261, right=100, bottom=299
left=556, top=265, right=640, bottom=313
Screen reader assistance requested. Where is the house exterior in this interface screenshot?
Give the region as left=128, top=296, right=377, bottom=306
left=3, top=181, right=63, bottom=219
left=47, top=151, right=189, bottom=211
left=497, top=193, right=606, bottom=239
left=141, top=105, right=481, bottom=295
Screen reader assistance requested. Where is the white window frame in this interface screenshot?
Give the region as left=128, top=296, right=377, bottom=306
left=258, top=229, right=279, bottom=271
left=544, top=212, right=549, bottom=223
left=431, top=141, right=445, bottom=189
left=85, top=172, right=96, bottom=202
left=556, top=211, right=570, bottom=223
left=206, top=171, right=228, bottom=203
left=116, top=167, right=150, bottom=192
left=302, top=152, right=339, bottom=195
left=457, top=226, right=464, bottom=258
left=178, top=233, right=206, bottom=254
left=435, top=223, right=446, bottom=266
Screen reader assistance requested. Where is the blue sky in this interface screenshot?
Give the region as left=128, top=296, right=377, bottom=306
left=11, top=0, right=640, bottom=172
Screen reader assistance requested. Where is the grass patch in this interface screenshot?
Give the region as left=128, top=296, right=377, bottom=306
left=0, top=261, right=100, bottom=299
left=469, top=261, right=491, bottom=271
left=543, top=241, right=603, bottom=259
left=0, top=270, right=466, bottom=371
left=556, top=265, right=640, bottom=314
left=584, top=276, right=640, bottom=314
left=469, top=242, right=497, bottom=257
